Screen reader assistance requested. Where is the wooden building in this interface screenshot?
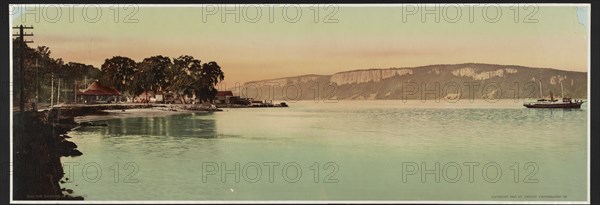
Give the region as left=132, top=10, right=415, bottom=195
left=76, top=81, right=121, bottom=104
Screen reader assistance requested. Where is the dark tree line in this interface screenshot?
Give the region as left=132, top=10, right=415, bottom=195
left=100, top=55, right=224, bottom=104
left=13, top=39, right=225, bottom=105
left=12, top=39, right=101, bottom=105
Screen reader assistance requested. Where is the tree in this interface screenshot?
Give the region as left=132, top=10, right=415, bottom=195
left=13, top=38, right=39, bottom=104
left=193, top=61, right=225, bottom=103
left=100, top=56, right=137, bottom=95
left=11, top=40, right=73, bottom=105
left=171, top=55, right=202, bottom=104
left=130, top=71, right=150, bottom=101
left=134, top=55, right=173, bottom=101
left=62, top=62, right=101, bottom=80
left=10, top=38, right=226, bottom=106
left=167, top=56, right=225, bottom=104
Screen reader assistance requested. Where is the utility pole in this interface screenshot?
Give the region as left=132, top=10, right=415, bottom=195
left=63, top=80, right=67, bottom=104
left=74, top=80, right=78, bottom=104
left=50, top=74, right=54, bottom=107
left=57, top=78, right=61, bottom=105
left=34, top=59, right=38, bottom=111
left=12, top=25, right=34, bottom=113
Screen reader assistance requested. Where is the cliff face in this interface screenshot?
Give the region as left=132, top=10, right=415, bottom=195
left=330, top=69, right=413, bottom=86
left=235, top=63, right=587, bottom=101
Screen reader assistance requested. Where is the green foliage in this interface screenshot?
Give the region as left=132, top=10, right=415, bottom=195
left=13, top=38, right=226, bottom=104
left=12, top=39, right=100, bottom=104
left=168, top=56, right=226, bottom=103
left=100, top=56, right=137, bottom=94
left=134, top=55, right=173, bottom=96
left=195, top=61, right=225, bottom=102
left=171, top=55, right=202, bottom=103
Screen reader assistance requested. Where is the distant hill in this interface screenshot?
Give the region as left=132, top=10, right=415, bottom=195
left=230, top=63, right=587, bottom=101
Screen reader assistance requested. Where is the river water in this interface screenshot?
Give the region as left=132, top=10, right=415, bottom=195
left=61, top=100, right=588, bottom=201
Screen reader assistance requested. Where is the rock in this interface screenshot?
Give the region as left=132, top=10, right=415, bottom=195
left=61, top=141, right=77, bottom=149
left=79, top=122, right=108, bottom=127
left=244, top=63, right=587, bottom=100
left=69, top=149, right=83, bottom=157
left=63, top=195, right=84, bottom=200
left=58, top=140, right=82, bottom=157
left=79, top=122, right=93, bottom=126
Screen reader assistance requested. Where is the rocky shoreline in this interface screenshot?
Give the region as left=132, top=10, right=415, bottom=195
left=13, top=110, right=85, bottom=200
left=13, top=103, right=221, bottom=200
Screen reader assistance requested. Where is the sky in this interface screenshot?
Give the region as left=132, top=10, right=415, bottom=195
left=10, top=4, right=590, bottom=84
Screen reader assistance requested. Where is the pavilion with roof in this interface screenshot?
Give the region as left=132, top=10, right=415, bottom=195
left=76, top=81, right=121, bottom=104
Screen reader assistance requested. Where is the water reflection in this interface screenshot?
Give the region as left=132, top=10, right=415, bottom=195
left=63, top=101, right=587, bottom=201
left=94, top=113, right=218, bottom=138
left=526, top=107, right=586, bottom=120
left=72, top=112, right=223, bottom=161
